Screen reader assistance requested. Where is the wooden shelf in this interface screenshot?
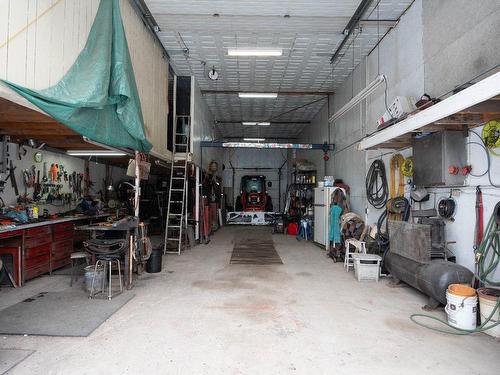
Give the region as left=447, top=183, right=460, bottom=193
left=358, top=72, right=500, bottom=150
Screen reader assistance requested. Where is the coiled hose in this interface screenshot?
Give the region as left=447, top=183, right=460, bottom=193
left=410, top=203, right=500, bottom=335
left=366, top=159, right=388, bottom=209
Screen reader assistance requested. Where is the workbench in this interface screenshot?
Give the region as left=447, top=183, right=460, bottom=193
left=0, top=213, right=113, bottom=287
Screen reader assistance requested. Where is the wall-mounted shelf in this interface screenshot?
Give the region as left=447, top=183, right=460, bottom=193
left=357, top=71, right=500, bottom=150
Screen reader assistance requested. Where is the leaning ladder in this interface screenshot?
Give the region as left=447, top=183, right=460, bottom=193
left=164, top=115, right=191, bottom=255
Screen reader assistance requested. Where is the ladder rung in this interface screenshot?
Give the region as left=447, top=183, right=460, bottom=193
left=171, top=188, right=184, bottom=191
left=172, top=177, right=185, bottom=180
left=168, top=225, right=181, bottom=228
left=169, top=213, right=182, bottom=216
left=166, top=238, right=180, bottom=241
left=170, top=200, right=183, bottom=203
left=175, top=133, right=187, bottom=136
left=173, top=165, right=186, bottom=168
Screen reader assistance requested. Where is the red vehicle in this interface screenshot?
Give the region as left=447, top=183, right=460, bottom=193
left=235, top=175, right=273, bottom=212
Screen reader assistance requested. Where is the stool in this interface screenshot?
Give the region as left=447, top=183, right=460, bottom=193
left=70, top=252, right=90, bottom=287
left=90, top=255, right=123, bottom=300
left=344, top=239, right=366, bottom=272
left=84, top=239, right=126, bottom=300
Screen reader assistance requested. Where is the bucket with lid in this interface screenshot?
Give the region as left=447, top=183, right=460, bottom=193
left=445, top=284, right=477, bottom=330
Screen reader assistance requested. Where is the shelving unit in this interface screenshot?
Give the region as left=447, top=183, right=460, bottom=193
left=358, top=72, right=500, bottom=150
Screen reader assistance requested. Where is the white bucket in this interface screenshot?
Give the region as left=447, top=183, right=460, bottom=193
left=478, top=288, right=500, bottom=338
left=445, top=290, right=477, bottom=330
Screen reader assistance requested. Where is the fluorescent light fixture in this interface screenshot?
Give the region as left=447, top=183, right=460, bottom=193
left=228, top=48, right=282, bottom=57
left=358, top=71, right=500, bottom=150
left=243, top=138, right=265, bottom=142
left=242, top=121, right=271, bottom=126
left=67, top=150, right=127, bottom=157
left=238, top=92, right=278, bottom=99
left=329, top=74, right=386, bottom=123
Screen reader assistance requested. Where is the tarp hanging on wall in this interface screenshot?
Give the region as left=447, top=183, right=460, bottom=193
left=0, top=0, right=152, bottom=152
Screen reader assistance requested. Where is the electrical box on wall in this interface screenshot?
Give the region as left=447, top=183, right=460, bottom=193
left=413, top=131, right=467, bottom=187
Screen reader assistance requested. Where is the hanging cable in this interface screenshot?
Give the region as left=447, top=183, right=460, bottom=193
left=366, top=159, right=388, bottom=209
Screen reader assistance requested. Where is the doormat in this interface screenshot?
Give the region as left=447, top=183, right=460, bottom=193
left=230, top=238, right=283, bottom=265
left=0, top=349, right=34, bottom=374
left=0, top=291, right=134, bottom=337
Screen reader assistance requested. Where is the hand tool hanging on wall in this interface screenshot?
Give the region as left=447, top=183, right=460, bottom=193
left=50, top=163, right=59, bottom=183
left=6, top=160, right=19, bottom=196
left=34, top=170, right=41, bottom=200
left=17, top=144, right=27, bottom=160
left=0, top=136, right=10, bottom=175
left=42, top=162, right=48, bottom=182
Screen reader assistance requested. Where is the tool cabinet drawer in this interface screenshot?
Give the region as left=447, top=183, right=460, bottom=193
left=25, top=262, right=50, bottom=281
left=51, top=257, right=71, bottom=271
left=24, top=253, right=50, bottom=269
left=24, top=243, right=51, bottom=259
left=54, top=222, right=74, bottom=234
left=53, top=229, right=75, bottom=242
left=51, top=239, right=74, bottom=260
left=24, top=235, right=51, bottom=248
left=25, top=226, right=51, bottom=238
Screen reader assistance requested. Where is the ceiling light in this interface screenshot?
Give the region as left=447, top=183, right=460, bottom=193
left=228, top=48, right=282, bottom=57
left=238, top=92, right=278, bottom=99
left=242, top=121, right=271, bottom=126
left=243, top=138, right=265, bottom=142
left=329, top=75, right=386, bottom=123
left=67, top=150, right=127, bottom=157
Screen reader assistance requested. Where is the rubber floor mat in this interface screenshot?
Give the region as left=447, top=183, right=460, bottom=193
left=230, top=238, right=283, bottom=265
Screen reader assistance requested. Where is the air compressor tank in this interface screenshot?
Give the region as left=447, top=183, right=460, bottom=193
left=384, top=252, right=474, bottom=306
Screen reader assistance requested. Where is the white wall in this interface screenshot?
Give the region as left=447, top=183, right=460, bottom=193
left=190, top=77, right=223, bottom=171
left=296, top=0, right=500, bottom=281
left=0, top=0, right=170, bottom=159
left=222, top=148, right=289, bottom=211
left=422, top=0, right=500, bottom=96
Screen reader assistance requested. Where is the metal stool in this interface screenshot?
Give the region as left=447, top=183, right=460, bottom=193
left=84, top=239, right=126, bottom=300
left=70, top=252, right=90, bottom=287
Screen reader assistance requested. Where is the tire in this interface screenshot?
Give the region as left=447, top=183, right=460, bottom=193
left=235, top=196, right=243, bottom=211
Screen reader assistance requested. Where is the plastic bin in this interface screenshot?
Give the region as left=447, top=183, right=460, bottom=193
left=352, top=253, right=382, bottom=282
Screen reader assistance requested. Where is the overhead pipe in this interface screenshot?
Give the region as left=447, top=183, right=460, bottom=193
left=330, top=0, right=374, bottom=65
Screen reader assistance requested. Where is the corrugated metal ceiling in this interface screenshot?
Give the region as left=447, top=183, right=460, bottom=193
left=144, top=0, right=413, bottom=140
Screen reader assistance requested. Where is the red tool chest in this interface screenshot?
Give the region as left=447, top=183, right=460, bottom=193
left=51, top=222, right=75, bottom=271
left=23, top=225, right=51, bottom=281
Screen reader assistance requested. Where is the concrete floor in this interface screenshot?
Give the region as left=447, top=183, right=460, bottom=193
left=0, top=226, right=499, bottom=374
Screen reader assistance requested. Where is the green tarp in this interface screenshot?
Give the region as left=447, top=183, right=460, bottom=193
left=0, top=0, right=152, bottom=152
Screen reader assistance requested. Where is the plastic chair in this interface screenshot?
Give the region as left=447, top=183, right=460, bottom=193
left=344, top=239, right=367, bottom=272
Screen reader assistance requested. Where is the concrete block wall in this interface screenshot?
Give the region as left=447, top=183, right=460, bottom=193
left=296, top=0, right=500, bottom=280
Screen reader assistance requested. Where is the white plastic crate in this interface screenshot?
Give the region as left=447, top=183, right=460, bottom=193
left=352, top=254, right=382, bottom=282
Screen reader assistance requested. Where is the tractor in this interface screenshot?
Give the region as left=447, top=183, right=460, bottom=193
left=235, top=175, right=273, bottom=212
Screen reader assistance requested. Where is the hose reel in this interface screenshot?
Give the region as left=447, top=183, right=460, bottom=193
left=482, top=120, right=500, bottom=155
left=437, top=197, right=456, bottom=221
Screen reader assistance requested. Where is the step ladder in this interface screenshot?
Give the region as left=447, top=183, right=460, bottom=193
left=164, top=115, right=191, bottom=255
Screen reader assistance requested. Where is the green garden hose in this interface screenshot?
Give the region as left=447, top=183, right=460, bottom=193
left=410, top=204, right=500, bottom=335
